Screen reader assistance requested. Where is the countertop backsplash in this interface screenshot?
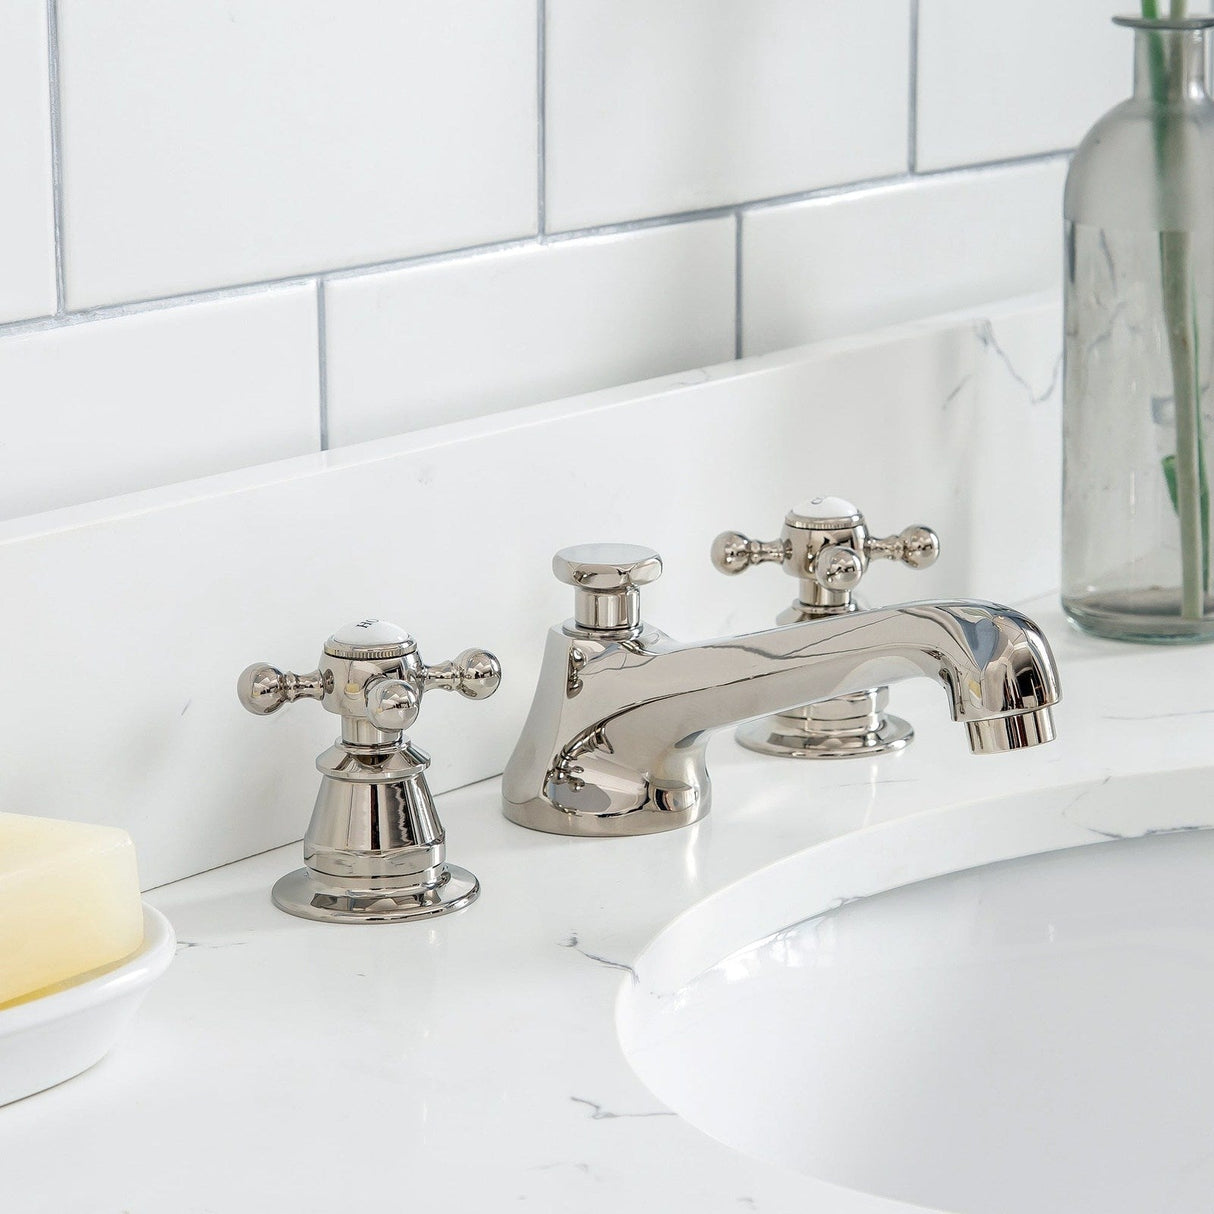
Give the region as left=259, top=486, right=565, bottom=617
left=0, top=0, right=1146, bottom=524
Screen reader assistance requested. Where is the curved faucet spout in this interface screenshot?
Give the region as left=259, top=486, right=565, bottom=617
left=502, top=599, right=1060, bottom=838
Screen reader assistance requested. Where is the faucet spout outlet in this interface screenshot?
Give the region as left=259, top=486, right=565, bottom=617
left=502, top=546, right=1061, bottom=838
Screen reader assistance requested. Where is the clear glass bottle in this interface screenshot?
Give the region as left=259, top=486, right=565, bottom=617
left=1063, top=15, right=1214, bottom=642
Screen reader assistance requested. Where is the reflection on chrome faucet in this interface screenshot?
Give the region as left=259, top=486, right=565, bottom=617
left=711, top=496, right=941, bottom=759
left=502, top=544, right=1061, bottom=838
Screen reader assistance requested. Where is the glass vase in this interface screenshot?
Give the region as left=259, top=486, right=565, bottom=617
left=1062, top=15, right=1214, bottom=642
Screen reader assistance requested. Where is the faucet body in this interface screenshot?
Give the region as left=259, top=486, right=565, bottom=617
left=503, top=599, right=1060, bottom=837
left=238, top=619, right=501, bottom=921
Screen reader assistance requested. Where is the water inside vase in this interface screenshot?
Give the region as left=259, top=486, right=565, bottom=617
left=1062, top=219, right=1214, bottom=643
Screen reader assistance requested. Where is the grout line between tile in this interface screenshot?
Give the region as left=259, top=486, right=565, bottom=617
left=316, top=280, right=329, bottom=451
left=914, top=147, right=1073, bottom=179
left=0, top=274, right=326, bottom=339
left=738, top=173, right=911, bottom=216
left=540, top=204, right=743, bottom=245
left=908, top=0, right=920, bottom=173
left=45, top=0, right=66, bottom=314
left=741, top=151, right=1070, bottom=216
left=536, top=0, right=547, bottom=237
left=0, top=150, right=1074, bottom=343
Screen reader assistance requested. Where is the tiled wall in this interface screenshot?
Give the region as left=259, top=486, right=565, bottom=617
left=1, top=1, right=1135, bottom=521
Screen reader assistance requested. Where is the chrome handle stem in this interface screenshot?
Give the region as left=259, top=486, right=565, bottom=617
left=237, top=665, right=328, bottom=714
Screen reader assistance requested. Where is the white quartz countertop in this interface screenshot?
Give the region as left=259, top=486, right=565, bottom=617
left=5, top=597, right=1213, bottom=1214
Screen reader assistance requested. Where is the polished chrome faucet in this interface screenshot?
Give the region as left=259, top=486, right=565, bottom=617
left=239, top=619, right=501, bottom=923
left=711, top=496, right=940, bottom=759
left=502, top=544, right=1060, bottom=837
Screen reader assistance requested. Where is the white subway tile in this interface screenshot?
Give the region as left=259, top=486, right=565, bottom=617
left=742, top=159, right=1067, bottom=356
left=0, top=1, right=56, bottom=322
left=916, top=0, right=1126, bottom=170
left=325, top=220, right=736, bottom=446
left=545, top=0, right=909, bottom=231
left=57, top=0, right=537, bottom=308
left=0, top=287, right=320, bottom=519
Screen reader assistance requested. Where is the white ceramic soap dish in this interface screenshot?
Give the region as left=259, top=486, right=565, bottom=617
left=0, top=904, right=175, bottom=1107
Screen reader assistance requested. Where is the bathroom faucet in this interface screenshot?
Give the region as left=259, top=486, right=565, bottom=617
left=502, top=544, right=1061, bottom=837
left=238, top=619, right=501, bottom=923
left=712, top=496, right=941, bottom=759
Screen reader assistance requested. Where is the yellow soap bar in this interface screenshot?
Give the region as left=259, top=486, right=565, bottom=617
left=0, top=814, right=143, bottom=1008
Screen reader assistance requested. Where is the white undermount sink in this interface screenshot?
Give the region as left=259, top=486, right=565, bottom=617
left=619, top=767, right=1214, bottom=1214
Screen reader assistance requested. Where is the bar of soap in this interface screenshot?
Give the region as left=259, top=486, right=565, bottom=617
left=0, top=814, right=143, bottom=1008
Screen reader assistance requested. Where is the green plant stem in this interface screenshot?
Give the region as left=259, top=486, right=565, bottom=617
left=1145, top=0, right=1207, bottom=619
left=1160, top=231, right=1205, bottom=616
